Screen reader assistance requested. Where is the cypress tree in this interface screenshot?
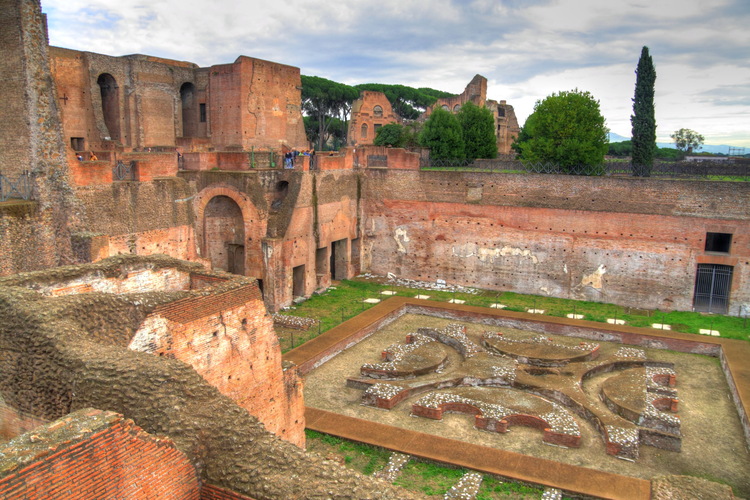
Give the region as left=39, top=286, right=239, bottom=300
left=631, top=46, right=656, bottom=177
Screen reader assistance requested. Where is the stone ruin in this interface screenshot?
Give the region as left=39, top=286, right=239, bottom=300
left=350, top=323, right=681, bottom=461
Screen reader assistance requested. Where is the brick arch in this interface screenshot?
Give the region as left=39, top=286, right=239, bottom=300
left=194, top=184, right=265, bottom=278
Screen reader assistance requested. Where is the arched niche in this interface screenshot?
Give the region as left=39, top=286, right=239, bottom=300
left=180, top=82, right=197, bottom=137
left=203, top=195, right=245, bottom=275
left=97, top=73, right=120, bottom=141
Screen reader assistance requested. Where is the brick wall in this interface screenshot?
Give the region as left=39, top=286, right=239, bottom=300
left=0, top=0, right=78, bottom=274
left=0, top=408, right=201, bottom=500
left=201, top=483, right=256, bottom=500
left=363, top=171, right=750, bottom=314
left=129, top=284, right=306, bottom=446
left=0, top=0, right=33, bottom=179
left=348, top=91, right=399, bottom=146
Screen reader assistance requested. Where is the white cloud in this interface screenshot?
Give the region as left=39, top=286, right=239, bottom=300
left=43, top=0, right=750, bottom=147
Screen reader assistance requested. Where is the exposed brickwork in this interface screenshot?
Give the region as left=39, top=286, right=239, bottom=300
left=348, top=91, right=400, bottom=146
left=421, top=75, right=520, bottom=155
left=0, top=257, right=416, bottom=499
left=0, top=408, right=201, bottom=500
left=131, top=283, right=305, bottom=446
left=201, top=483, right=256, bottom=500
left=363, top=170, right=750, bottom=314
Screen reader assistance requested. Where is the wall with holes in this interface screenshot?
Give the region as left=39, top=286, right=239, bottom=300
left=362, top=170, right=750, bottom=313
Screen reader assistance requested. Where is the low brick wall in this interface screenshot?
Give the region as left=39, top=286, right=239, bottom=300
left=0, top=408, right=200, bottom=499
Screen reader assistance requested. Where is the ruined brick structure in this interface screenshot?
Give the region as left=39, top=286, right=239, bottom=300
left=422, top=74, right=521, bottom=155
left=0, top=256, right=415, bottom=498
left=1, top=0, right=750, bottom=497
left=347, top=90, right=399, bottom=146
left=347, top=75, right=520, bottom=154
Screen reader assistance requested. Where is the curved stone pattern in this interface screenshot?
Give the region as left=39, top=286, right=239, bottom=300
left=353, top=323, right=684, bottom=461
left=483, top=331, right=599, bottom=366
left=412, top=388, right=581, bottom=448
left=360, top=332, right=449, bottom=378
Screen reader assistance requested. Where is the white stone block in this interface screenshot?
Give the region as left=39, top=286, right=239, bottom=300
left=490, top=303, right=507, bottom=309
left=567, top=314, right=584, bottom=319
left=699, top=329, right=720, bottom=336
left=607, top=318, right=626, bottom=325
left=651, top=323, right=671, bottom=330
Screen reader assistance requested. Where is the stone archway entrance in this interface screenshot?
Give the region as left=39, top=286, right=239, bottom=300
left=203, top=195, right=245, bottom=275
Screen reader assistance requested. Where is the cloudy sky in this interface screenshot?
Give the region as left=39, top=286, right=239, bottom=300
left=44, top=0, right=750, bottom=148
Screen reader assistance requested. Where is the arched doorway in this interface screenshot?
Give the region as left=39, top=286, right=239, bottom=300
left=203, top=195, right=245, bottom=275
left=97, top=73, right=120, bottom=141
left=180, top=82, right=197, bottom=137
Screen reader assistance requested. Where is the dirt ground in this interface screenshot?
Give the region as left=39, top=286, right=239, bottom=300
left=303, top=314, right=750, bottom=498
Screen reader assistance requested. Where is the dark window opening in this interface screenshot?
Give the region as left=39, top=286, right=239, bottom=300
left=97, top=73, right=120, bottom=141
left=292, top=265, right=305, bottom=298
left=71, top=137, right=85, bottom=151
left=705, top=232, right=732, bottom=253
left=199, top=103, right=207, bottom=123
left=271, top=181, right=289, bottom=210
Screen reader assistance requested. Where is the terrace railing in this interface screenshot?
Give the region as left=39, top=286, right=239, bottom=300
left=0, top=172, right=33, bottom=202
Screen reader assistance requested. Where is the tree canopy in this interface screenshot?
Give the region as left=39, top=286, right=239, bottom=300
left=457, top=102, right=497, bottom=159
left=301, top=75, right=359, bottom=150
left=419, top=108, right=464, bottom=160
left=355, top=83, right=454, bottom=120
left=631, top=46, right=657, bottom=176
left=373, top=123, right=406, bottom=147
left=670, top=128, right=705, bottom=153
left=513, top=89, right=608, bottom=174
left=304, top=115, right=346, bottom=151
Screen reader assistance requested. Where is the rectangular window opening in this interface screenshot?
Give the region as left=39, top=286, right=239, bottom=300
left=705, top=232, right=732, bottom=254
left=199, top=103, right=207, bottom=123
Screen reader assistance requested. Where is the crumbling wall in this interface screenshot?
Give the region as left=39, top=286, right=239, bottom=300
left=0, top=0, right=81, bottom=275
left=0, top=258, right=418, bottom=499
left=363, top=170, right=750, bottom=313
left=130, top=285, right=306, bottom=446
left=73, top=177, right=197, bottom=262
left=208, top=56, right=307, bottom=151
left=348, top=91, right=400, bottom=146
left=0, top=409, right=201, bottom=499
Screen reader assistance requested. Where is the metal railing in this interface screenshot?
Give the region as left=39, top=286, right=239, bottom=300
left=420, top=158, right=750, bottom=180
left=113, top=161, right=136, bottom=181
left=0, top=172, right=33, bottom=202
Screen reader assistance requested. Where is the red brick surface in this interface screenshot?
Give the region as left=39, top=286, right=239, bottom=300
left=0, top=410, right=200, bottom=500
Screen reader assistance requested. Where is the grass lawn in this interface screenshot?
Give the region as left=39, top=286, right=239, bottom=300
left=305, top=430, right=549, bottom=499
left=275, top=278, right=749, bottom=352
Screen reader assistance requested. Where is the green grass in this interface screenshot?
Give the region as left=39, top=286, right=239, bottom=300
left=476, top=475, right=544, bottom=499
left=393, top=461, right=466, bottom=496
left=277, top=279, right=749, bottom=352
left=305, top=429, right=390, bottom=476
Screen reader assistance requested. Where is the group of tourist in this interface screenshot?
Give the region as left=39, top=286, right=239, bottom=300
left=284, top=149, right=315, bottom=169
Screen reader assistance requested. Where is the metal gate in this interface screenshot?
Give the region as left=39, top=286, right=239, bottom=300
left=693, top=264, right=733, bottom=313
